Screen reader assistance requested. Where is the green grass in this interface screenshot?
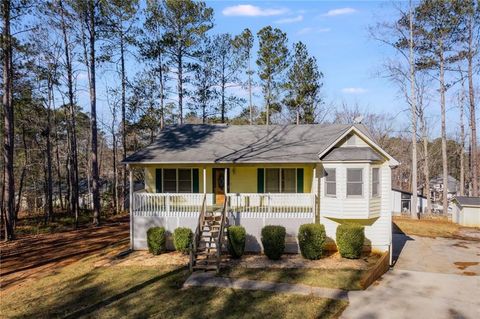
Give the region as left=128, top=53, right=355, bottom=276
left=0, top=247, right=347, bottom=319
left=219, top=267, right=365, bottom=291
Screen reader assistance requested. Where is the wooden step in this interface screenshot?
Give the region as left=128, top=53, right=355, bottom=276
left=192, top=265, right=218, bottom=271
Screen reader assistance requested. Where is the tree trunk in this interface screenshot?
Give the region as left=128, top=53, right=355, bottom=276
left=60, top=0, right=79, bottom=226
left=421, top=116, right=432, bottom=214
left=467, top=16, right=478, bottom=196
left=15, top=127, right=28, bottom=224
left=158, top=54, right=165, bottom=129
left=2, top=0, right=15, bottom=240
left=112, top=131, right=118, bottom=215
left=439, top=49, right=448, bottom=215
left=88, top=0, right=101, bottom=225
left=177, top=53, right=183, bottom=124
left=248, top=57, right=253, bottom=125
left=119, top=33, right=127, bottom=213
left=459, top=85, right=465, bottom=196
left=44, top=81, right=54, bottom=223
left=409, top=2, right=418, bottom=219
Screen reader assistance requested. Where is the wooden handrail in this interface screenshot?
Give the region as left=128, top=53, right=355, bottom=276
left=216, top=196, right=228, bottom=273
left=189, top=193, right=207, bottom=271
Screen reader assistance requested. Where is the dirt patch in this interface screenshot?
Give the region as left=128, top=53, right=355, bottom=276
left=227, top=252, right=380, bottom=270
left=462, top=271, right=477, bottom=276
left=453, top=261, right=479, bottom=270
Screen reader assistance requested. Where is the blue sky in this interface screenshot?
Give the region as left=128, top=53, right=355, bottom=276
left=84, top=1, right=469, bottom=139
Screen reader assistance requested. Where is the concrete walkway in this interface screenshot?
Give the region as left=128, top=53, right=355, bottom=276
left=183, top=271, right=349, bottom=300
left=341, top=234, right=480, bottom=319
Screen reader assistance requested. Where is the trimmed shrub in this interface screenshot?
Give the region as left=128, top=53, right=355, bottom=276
left=336, top=224, right=365, bottom=259
left=227, top=226, right=246, bottom=258
left=147, top=227, right=166, bottom=255
left=298, top=223, right=326, bottom=260
left=173, top=227, right=193, bottom=254
left=261, top=225, right=286, bottom=260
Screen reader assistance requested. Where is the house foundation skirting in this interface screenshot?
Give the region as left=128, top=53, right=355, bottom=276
left=132, top=211, right=391, bottom=253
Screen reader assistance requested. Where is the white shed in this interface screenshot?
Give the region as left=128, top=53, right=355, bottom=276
left=391, top=188, right=428, bottom=215
left=454, top=197, right=480, bottom=227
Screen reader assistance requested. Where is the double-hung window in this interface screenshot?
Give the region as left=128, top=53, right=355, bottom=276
left=325, top=168, right=336, bottom=197
left=160, top=169, right=193, bottom=193
left=347, top=168, right=363, bottom=197
left=265, top=168, right=297, bottom=193
left=372, top=168, right=380, bottom=197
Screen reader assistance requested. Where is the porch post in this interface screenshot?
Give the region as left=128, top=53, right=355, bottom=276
left=128, top=165, right=134, bottom=250
left=203, top=167, right=207, bottom=194
left=224, top=168, right=228, bottom=195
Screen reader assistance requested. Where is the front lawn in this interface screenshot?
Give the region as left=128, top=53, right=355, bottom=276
left=0, top=246, right=347, bottom=319
left=220, top=267, right=365, bottom=290
left=218, top=252, right=380, bottom=291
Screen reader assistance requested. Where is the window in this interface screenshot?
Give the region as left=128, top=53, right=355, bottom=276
left=347, top=168, right=363, bottom=197
left=325, top=168, right=336, bottom=197
left=265, top=169, right=280, bottom=193
left=265, top=168, right=297, bottom=193
left=161, top=169, right=193, bottom=193
left=178, top=169, right=192, bottom=193
left=282, top=169, right=296, bottom=193
left=163, top=169, right=177, bottom=193
left=372, top=168, right=380, bottom=197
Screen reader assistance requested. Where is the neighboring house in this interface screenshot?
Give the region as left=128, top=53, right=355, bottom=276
left=122, top=124, right=399, bottom=256
left=452, top=196, right=480, bottom=227
left=430, top=175, right=459, bottom=202
left=391, top=188, right=428, bottom=215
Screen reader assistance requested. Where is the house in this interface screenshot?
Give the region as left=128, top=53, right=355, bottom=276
left=122, top=124, right=399, bottom=261
left=452, top=196, right=480, bottom=227
left=391, top=188, right=428, bottom=215
left=430, top=175, right=459, bottom=202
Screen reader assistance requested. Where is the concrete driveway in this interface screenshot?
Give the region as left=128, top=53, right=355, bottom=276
left=342, top=234, right=480, bottom=319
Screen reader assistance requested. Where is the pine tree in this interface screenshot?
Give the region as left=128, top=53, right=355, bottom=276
left=283, top=42, right=323, bottom=124
left=256, top=26, right=289, bottom=125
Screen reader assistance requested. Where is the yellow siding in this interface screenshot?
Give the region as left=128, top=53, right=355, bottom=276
left=139, top=163, right=314, bottom=194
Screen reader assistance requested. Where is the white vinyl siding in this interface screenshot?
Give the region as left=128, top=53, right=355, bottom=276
left=347, top=168, right=363, bottom=197
left=325, top=168, right=336, bottom=197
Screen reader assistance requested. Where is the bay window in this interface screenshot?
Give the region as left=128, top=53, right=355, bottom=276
left=347, top=168, right=363, bottom=197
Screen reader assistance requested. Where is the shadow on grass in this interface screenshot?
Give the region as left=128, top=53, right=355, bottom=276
left=63, top=267, right=186, bottom=319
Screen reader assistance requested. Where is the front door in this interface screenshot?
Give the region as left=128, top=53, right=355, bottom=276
left=213, top=168, right=228, bottom=205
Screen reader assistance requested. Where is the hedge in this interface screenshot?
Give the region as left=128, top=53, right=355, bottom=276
left=298, top=223, right=326, bottom=260
left=173, top=227, right=193, bottom=254
left=227, top=226, right=246, bottom=258
left=261, top=225, right=286, bottom=260
left=147, top=227, right=166, bottom=255
left=336, top=224, right=365, bottom=259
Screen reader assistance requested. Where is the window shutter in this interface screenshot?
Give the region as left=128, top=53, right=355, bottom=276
left=257, top=168, right=265, bottom=193
left=296, top=168, right=304, bottom=193
left=192, top=168, right=199, bottom=193
left=155, top=169, right=162, bottom=193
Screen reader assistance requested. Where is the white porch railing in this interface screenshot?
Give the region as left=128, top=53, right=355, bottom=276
left=132, top=193, right=205, bottom=216
left=228, top=193, right=315, bottom=214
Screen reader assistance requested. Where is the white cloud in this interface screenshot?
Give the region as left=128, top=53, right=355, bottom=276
left=222, top=4, right=288, bottom=17
left=342, top=87, right=367, bottom=94
left=324, top=8, right=357, bottom=17
left=275, top=15, right=303, bottom=24
left=296, top=27, right=331, bottom=35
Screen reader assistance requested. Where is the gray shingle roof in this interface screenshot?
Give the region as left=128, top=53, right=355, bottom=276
left=456, top=196, right=480, bottom=207
left=122, top=124, right=375, bottom=164
left=322, top=147, right=382, bottom=161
